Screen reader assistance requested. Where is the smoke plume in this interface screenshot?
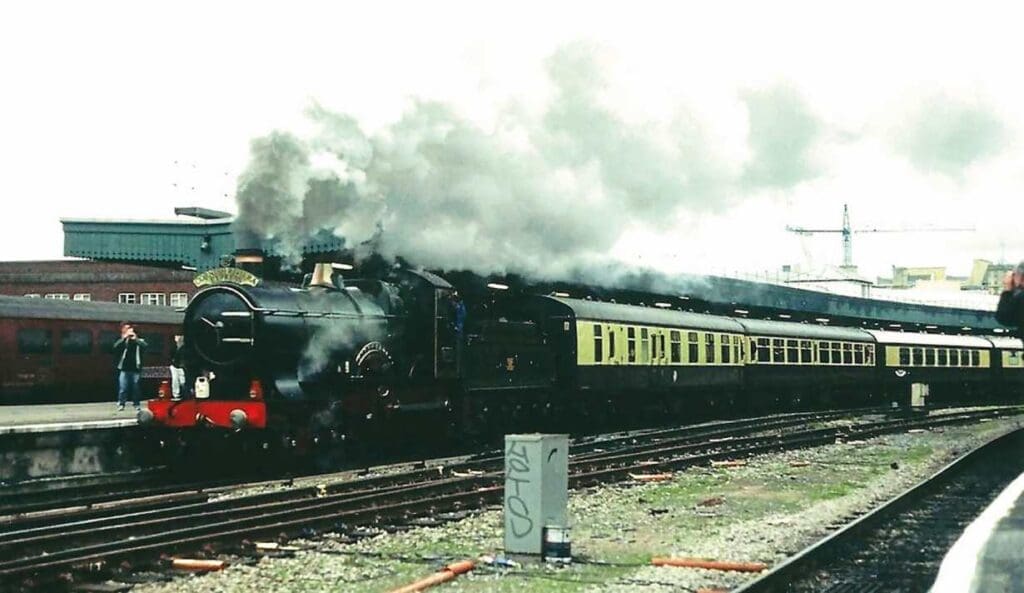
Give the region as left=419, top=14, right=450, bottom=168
left=234, top=43, right=815, bottom=281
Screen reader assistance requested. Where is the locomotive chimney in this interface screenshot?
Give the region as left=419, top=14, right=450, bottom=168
left=232, top=226, right=265, bottom=277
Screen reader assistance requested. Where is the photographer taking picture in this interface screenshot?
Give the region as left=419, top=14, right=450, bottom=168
left=996, top=262, right=1024, bottom=337
left=113, top=322, right=148, bottom=412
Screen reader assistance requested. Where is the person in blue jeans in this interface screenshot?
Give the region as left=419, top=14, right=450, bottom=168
left=112, top=322, right=148, bottom=411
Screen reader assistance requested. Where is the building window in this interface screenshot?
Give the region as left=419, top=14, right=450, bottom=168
left=170, top=292, right=189, bottom=307
left=23, top=293, right=41, bottom=298
left=119, top=293, right=137, bottom=305
left=140, top=293, right=166, bottom=306
left=73, top=293, right=92, bottom=301
left=44, top=293, right=70, bottom=300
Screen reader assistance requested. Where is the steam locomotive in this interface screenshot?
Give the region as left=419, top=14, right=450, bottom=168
left=142, top=263, right=1023, bottom=455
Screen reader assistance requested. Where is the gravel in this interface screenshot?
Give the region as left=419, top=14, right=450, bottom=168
left=129, top=415, right=1024, bottom=593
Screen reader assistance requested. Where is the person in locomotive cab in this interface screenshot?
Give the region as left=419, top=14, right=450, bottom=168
left=996, top=262, right=1024, bottom=336
left=169, top=335, right=187, bottom=401
left=112, top=322, right=148, bottom=411
left=452, top=291, right=467, bottom=336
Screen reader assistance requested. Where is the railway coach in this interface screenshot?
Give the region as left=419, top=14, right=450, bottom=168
left=0, top=296, right=182, bottom=404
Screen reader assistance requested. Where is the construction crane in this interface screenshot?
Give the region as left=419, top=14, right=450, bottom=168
left=786, top=204, right=974, bottom=272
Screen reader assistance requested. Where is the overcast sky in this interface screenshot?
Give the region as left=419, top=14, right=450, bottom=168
left=1, top=1, right=1021, bottom=281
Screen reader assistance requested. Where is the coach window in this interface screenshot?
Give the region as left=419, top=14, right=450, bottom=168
left=720, top=334, right=731, bottom=363
left=640, top=328, right=650, bottom=362
left=755, top=338, right=768, bottom=363
left=593, top=325, right=603, bottom=363
left=669, top=331, right=681, bottom=363
left=842, top=343, right=853, bottom=365
left=145, top=334, right=165, bottom=356
left=937, top=349, right=948, bottom=366
left=98, top=330, right=119, bottom=353
left=912, top=348, right=923, bottom=366
left=866, top=345, right=875, bottom=365
left=959, top=349, right=970, bottom=366
left=853, top=344, right=864, bottom=365
left=627, top=327, right=637, bottom=363
left=785, top=339, right=797, bottom=364
left=734, top=336, right=742, bottom=363
left=820, top=341, right=832, bottom=364
left=609, top=329, right=617, bottom=361
left=800, top=340, right=812, bottom=363
left=688, top=332, right=699, bottom=363
left=899, top=347, right=910, bottom=365
left=704, top=333, right=716, bottom=364
left=949, top=348, right=960, bottom=367
left=971, top=350, right=981, bottom=367
left=659, top=334, right=666, bottom=362
left=60, top=330, right=93, bottom=354
left=771, top=338, right=784, bottom=363
left=924, top=348, right=935, bottom=366
left=17, top=329, right=52, bottom=354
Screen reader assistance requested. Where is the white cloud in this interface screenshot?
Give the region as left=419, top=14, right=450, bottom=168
left=1, top=1, right=1021, bottom=280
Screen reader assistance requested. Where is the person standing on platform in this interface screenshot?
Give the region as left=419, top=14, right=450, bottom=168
left=113, top=322, right=147, bottom=411
left=996, top=262, right=1024, bottom=336
left=169, top=334, right=187, bottom=401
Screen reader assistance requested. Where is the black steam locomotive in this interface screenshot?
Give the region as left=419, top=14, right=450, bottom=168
left=143, top=263, right=1023, bottom=454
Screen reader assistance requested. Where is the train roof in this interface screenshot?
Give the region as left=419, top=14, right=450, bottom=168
left=0, top=295, right=183, bottom=324
left=545, top=297, right=746, bottom=332
left=985, top=336, right=1023, bottom=349
left=735, top=319, right=873, bottom=342
left=864, top=329, right=992, bottom=348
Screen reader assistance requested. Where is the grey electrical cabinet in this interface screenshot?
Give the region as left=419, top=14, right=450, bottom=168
left=504, top=433, right=569, bottom=555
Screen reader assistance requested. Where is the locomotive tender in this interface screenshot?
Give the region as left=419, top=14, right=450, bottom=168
left=143, top=264, right=1023, bottom=451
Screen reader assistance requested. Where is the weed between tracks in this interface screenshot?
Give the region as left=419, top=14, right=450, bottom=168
left=133, top=416, right=1024, bottom=593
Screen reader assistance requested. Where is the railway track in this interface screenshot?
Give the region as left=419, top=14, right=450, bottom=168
left=0, top=407, right=858, bottom=522
left=0, top=405, right=1018, bottom=589
left=733, top=423, right=1024, bottom=593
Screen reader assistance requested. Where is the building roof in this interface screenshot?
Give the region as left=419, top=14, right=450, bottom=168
left=0, top=295, right=183, bottom=323
left=736, top=319, right=872, bottom=341
left=548, top=297, right=746, bottom=332
left=864, top=329, right=992, bottom=348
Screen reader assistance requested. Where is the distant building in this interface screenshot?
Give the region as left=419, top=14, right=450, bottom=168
left=965, top=259, right=1014, bottom=294
left=0, top=260, right=196, bottom=306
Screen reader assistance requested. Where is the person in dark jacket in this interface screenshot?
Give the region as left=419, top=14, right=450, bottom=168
left=113, top=322, right=148, bottom=411
left=996, top=262, right=1024, bottom=336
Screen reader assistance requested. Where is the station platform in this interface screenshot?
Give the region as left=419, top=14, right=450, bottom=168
left=0, top=402, right=137, bottom=434
left=932, top=470, right=1024, bottom=592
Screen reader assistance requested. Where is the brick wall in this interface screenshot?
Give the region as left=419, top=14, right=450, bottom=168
left=0, top=260, right=196, bottom=305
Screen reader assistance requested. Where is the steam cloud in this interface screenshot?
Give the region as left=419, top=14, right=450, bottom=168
left=235, top=43, right=819, bottom=281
